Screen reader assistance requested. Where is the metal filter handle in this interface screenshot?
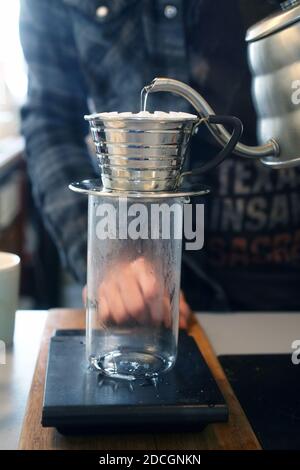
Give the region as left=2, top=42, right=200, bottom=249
left=179, top=114, right=243, bottom=185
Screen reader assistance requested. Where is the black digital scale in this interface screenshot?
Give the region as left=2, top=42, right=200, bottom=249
left=42, top=330, right=228, bottom=434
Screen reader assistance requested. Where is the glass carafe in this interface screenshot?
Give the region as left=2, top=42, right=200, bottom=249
left=86, top=194, right=184, bottom=379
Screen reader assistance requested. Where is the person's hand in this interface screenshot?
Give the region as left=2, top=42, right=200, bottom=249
left=179, top=291, right=192, bottom=329
left=82, top=257, right=192, bottom=329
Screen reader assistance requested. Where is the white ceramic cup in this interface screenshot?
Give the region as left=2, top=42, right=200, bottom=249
left=0, top=252, right=20, bottom=345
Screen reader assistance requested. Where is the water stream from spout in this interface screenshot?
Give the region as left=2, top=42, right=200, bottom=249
left=140, top=85, right=150, bottom=112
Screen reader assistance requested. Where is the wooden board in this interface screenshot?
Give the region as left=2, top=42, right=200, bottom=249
left=19, top=309, right=261, bottom=450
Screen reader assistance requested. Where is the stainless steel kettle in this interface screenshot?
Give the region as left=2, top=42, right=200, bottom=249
left=246, top=0, right=300, bottom=168
left=144, top=1, right=300, bottom=170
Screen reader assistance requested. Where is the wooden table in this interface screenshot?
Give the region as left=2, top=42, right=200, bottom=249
left=19, top=309, right=261, bottom=450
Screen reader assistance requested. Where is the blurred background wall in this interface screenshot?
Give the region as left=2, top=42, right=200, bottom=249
left=0, top=1, right=81, bottom=309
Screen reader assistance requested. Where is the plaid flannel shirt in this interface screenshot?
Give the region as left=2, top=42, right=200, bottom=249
left=20, top=0, right=273, bottom=288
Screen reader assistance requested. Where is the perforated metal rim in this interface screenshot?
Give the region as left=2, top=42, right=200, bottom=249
left=69, top=179, right=210, bottom=199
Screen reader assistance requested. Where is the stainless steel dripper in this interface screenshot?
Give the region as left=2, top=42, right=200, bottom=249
left=85, top=109, right=243, bottom=192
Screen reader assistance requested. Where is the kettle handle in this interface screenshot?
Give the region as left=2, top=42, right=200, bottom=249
left=179, top=114, right=243, bottom=184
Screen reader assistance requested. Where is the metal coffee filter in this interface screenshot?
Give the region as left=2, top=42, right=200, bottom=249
left=85, top=111, right=198, bottom=192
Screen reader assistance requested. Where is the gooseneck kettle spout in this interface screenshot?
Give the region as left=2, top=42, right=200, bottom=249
left=144, top=77, right=280, bottom=161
